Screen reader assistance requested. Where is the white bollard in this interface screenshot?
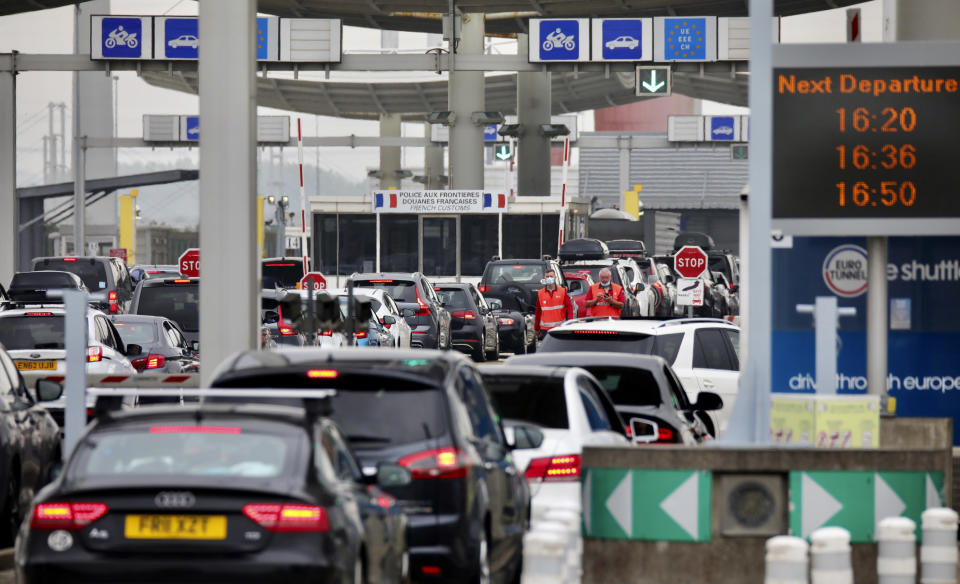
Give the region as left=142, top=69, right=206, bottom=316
left=810, top=527, right=853, bottom=584
left=542, top=508, right=581, bottom=574
left=764, top=535, right=809, bottom=584
left=877, top=516, right=917, bottom=584
left=522, top=529, right=568, bottom=584
left=921, top=508, right=958, bottom=584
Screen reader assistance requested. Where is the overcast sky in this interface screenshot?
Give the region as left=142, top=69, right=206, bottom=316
left=4, top=0, right=883, bottom=192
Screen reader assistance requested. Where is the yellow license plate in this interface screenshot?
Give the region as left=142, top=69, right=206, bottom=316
left=124, top=515, right=227, bottom=540
left=15, top=360, right=56, bottom=371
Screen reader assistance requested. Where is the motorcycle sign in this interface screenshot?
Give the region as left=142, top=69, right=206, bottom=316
left=542, top=28, right=577, bottom=52
left=98, top=17, right=146, bottom=59
left=530, top=19, right=588, bottom=62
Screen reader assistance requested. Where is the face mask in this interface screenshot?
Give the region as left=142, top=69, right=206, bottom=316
left=544, top=277, right=555, bottom=286
left=600, top=281, right=611, bottom=288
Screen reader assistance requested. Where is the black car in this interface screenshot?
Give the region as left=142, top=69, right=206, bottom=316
left=109, top=315, right=199, bottom=373
left=262, top=258, right=305, bottom=290
left=486, top=298, right=535, bottom=355
left=434, top=283, right=499, bottom=362
left=31, top=257, right=135, bottom=314
left=17, top=404, right=409, bottom=584
left=504, top=352, right=717, bottom=445
left=478, top=258, right=566, bottom=315
left=129, top=277, right=199, bottom=345
left=210, top=348, right=530, bottom=583
left=0, top=347, right=62, bottom=546
left=347, top=273, right=451, bottom=350
left=7, top=271, right=88, bottom=303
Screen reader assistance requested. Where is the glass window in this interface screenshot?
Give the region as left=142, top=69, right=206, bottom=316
left=693, top=329, right=735, bottom=371
left=652, top=333, right=684, bottom=364
left=458, top=368, right=502, bottom=445
left=541, top=214, right=559, bottom=258
left=330, top=387, right=448, bottom=446
left=482, top=374, right=569, bottom=429
left=486, top=263, right=545, bottom=285
left=663, top=365, right=691, bottom=409
left=587, top=366, right=662, bottom=407
left=502, top=215, right=540, bottom=259
left=135, top=284, right=200, bottom=332
left=318, top=425, right=362, bottom=483
left=34, top=258, right=110, bottom=291
left=113, top=321, right=159, bottom=345
left=724, top=329, right=741, bottom=366
left=380, top=214, right=418, bottom=273
left=461, top=215, right=498, bottom=276
left=579, top=390, right=612, bottom=432
left=337, top=214, right=377, bottom=276
left=262, top=260, right=304, bottom=289
left=435, top=288, right=471, bottom=310
left=352, top=279, right=417, bottom=303
left=423, top=217, right=456, bottom=276
left=314, top=214, right=338, bottom=276
left=0, top=315, right=65, bottom=350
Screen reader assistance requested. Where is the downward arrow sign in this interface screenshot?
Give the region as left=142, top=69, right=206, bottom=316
left=642, top=70, right=665, bottom=93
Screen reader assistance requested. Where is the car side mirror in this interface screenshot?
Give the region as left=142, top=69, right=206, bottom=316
left=488, top=299, right=502, bottom=310
left=125, top=344, right=143, bottom=357
left=503, top=423, right=545, bottom=450
left=36, top=379, right=63, bottom=402
left=693, top=391, right=723, bottom=411
left=382, top=315, right=396, bottom=325
left=191, top=340, right=200, bottom=353
left=630, top=418, right=660, bottom=444
left=263, top=310, right=280, bottom=324
left=375, top=463, right=412, bottom=488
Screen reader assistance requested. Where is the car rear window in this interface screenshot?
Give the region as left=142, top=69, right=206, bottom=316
left=262, top=261, right=304, bottom=289
left=136, top=284, right=199, bottom=332
left=352, top=280, right=417, bottom=303
left=565, top=267, right=623, bottom=287
left=77, top=426, right=298, bottom=479
left=482, top=375, right=568, bottom=429
left=540, top=331, right=684, bottom=364
left=485, top=264, right=544, bottom=285
left=0, top=315, right=65, bottom=350
left=112, top=321, right=159, bottom=345
left=435, top=289, right=470, bottom=310
left=583, top=366, right=661, bottom=407
left=10, top=272, right=79, bottom=290
left=34, top=259, right=109, bottom=291
left=330, top=388, right=448, bottom=446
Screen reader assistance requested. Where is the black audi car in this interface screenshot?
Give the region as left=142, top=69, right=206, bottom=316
left=434, top=283, right=499, bottom=362
left=16, top=404, right=409, bottom=584
left=210, top=348, right=530, bottom=583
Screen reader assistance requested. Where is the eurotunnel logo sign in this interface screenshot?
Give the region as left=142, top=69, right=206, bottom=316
left=822, top=244, right=868, bottom=298
left=372, top=191, right=508, bottom=214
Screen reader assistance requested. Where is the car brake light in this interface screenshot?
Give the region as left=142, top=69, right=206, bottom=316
left=367, top=280, right=393, bottom=284
left=86, top=346, right=103, bottom=363
left=242, top=504, right=329, bottom=533
left=32, top=502, right=108, bottom=530
left=62, top=258, right=77, bottom=262
left=657, top=428, right=676, bottom=443
left=415, top=289, right=431, bottom=316
left=478, top=285, right=489, bottom=293
left=108, top=290, right=119, bottom=314
left=497, top=317, right=514, bottom=326
left=306, top=369, right=338, bottom=379
left=149, top=425, right=242, bottom=434
left=398, top=447, right=470, bottom=480
left=355, top=331, right=368, bottom=339
left=320, top=330, right=333, bottom=337
left=524, top=455, right=581, bottom=482
left=452, top=310, right=476, bottom=320
left=25, top=312, right=53, bottom=317
left=173, top=279, right=191, bottom=284
left=572, top=330, right=618, bottom=335
left=131, top=354, right=166, bottom=371
left=264, top=263, right=297, bottom=267
left=279, top=326, right=296, bottom=336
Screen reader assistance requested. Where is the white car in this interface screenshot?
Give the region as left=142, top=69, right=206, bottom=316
left=328, top=287, right=413, bottom=348
left=168, top=35, right=198, bottom=49
left=537, top=318, right=741, bottom=437
left=605, top=35, right=640, bottom=50
left=480, top=365, right=628, bottom=518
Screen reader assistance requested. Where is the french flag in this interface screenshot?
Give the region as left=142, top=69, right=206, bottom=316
left=483, top=193, right=506, bottom=209
left=374, top=193, right=398, bottom=209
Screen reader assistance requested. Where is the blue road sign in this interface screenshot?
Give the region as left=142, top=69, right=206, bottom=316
left=102, top=17, right=142, bottom=59
left=710, top=116, right=736, bottom=141
left=185, top=116, right=199, bottom=141
left=483, top=124, right=499, bottom=142
left=165, top=18, right=199, bottom=59
left=663, top=17, right=707, bottom=60
left=538, top=20, right=580, bottom=61
left=256, top=17, right=270, bottom=60
left=601, top=20, right=644, bottom=60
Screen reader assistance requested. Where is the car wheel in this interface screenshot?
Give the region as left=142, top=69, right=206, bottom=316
left=485, top=334, right=499, bottom=362
left=474, top=530, right=491, bottom=584
left=0, top=469, right=20, bottom=548
left=472, top=333, right=486, bottom=362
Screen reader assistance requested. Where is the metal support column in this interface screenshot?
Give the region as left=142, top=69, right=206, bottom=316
left=618, top=139, right=631, bottom=210
left=424, top=122, right=445, bottom=190
left=517, top=33, right=552, bottom=197
left=0, top=67, right=15, bottom=284
left=448, top=13, right=485, bottom=190
left=198, top=0, right=258, bottom=385
left=866, top=237, right=888, bottom=399
left=379, top=114, right=403, bottom=190
left=72, top=136, right=86, bottom=254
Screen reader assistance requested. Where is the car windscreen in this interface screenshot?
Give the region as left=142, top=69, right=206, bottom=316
left=135, top=284, right=199, bottom=332
left=482, top=376, right=568, bottom=429
left=112, top=321, right=159, bottom=345
left=262, top=262, right=304, bottom=289
left=0, top=314, right=65, bottom=350
left=540, top=331, right=686, bottom=365
left=564, top=267, right=623, bottom=287
left=35, top=259, right=109, bottom=291
left=709, top=256, right=733, bottom=280
left=583, top=366, right=662, bottom=407
left=435, top=289, right=470, bottom=310
left=75, top=425, right=299, bottom=479
left=352, top=280, right=417, bottom=303
left=485, top=264, right=544, bottom=286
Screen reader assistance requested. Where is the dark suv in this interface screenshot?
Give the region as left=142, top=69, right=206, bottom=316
left=129, top=277, right=200, bottom=344
left=478, top=258, right=565, bottom=315
left=210, top=348, right=530, bottom=584
left=348, top=273, right=451, bottom=350
left=32, top=256, right=135, bottom=314
left=434, top=283, right=499, bottom=362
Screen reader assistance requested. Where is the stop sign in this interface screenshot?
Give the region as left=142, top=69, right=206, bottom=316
left=674, top=245, right=708, bottom=279
left=178, top=248, right=200, bottom=278
left=300, top=272, right=327, bottom=292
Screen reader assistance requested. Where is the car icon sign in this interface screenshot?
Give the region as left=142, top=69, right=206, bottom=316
left=713, top=126, right=734, bottom=136
left=168, top=35, right=199, bottom=49
left=605, top=36, right=640, bottom=50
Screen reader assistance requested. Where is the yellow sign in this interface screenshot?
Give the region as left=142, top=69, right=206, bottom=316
left=623, top=184, right=643, bottom=220
left=770, top=395, right=815, bottom=444
left=814, top=395, right=880, bottom=448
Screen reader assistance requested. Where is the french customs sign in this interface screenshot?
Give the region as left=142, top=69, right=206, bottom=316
left=372, top=191, right=509, bottom=214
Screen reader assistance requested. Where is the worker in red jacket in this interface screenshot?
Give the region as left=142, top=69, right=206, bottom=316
left=534, top=268, right=574, bottom=340
left=585, top=268, right=625, bottom=318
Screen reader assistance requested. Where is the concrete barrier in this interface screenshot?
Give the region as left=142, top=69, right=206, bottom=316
left=764, top=536, right=808, bottom=584
left=810, top=527, right=852, bottom=584
left=876, top=516, right=916, bottom=584
left=921, top=508, right=958, bottom=584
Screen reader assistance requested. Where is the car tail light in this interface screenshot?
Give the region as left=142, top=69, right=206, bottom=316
left=572, top=330, right=618, bottom=335
left=524, top=455, right=581, bottom=483
left=32, top=502, right=108, bottom=530
left=414, top=287, right=432, bottom=317
left=398, top=447, right=471, bottom=480
left=62, top=258, right=77, bottom=262
left=421, top=566, right=443, bottom=576
left=172, top=279, right=191, bottom=284
left=306, top=369, right=338, bottom=379
left=146, top=270, right=164, bottom=274
left=131, top=354, right=166, bottom=371
left=657, top=428, right=677, bottom=443
left=478, top=285, right=489, bottom=293
left=320, top=330, right=333, bottom=337
left=242, top=504, right=329, bottom=533
left=25, top=312, right=53, bottom=317
left=108, top=291, right=119, bottom=314
left=452, top=311, right=476, bottom=320
left=355, top=331, right=368, bottom=339
left=279, top=326, right=296, bottom=336
left=497, top=317, right=514, bottom=326
left=86, top=346, right=103, bottom=363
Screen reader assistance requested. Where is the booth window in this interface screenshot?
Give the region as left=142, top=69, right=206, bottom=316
left=380, top=215, right=418, bottom=273
left=461, top=216, right=498, bottom=275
